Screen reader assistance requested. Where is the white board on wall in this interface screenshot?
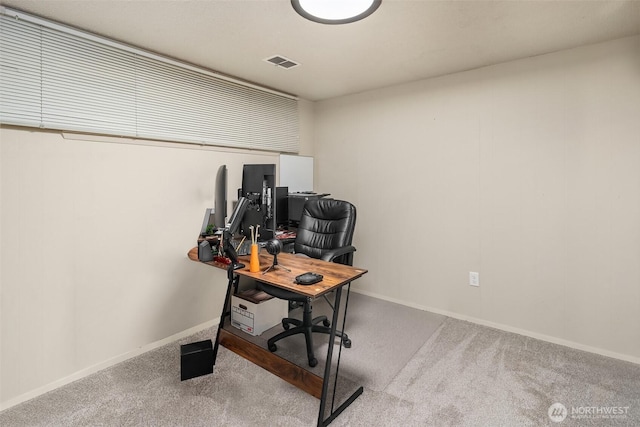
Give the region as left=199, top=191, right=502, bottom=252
left=280, top=154, right=313, bottom=193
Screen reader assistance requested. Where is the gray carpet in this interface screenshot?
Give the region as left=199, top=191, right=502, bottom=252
left=227, top=291, right=446, bottom=392
left=2, top=293, right=640, bottom=426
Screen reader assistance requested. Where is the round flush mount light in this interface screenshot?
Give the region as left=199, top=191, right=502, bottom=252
left=291, top=0, right=382, bottom=25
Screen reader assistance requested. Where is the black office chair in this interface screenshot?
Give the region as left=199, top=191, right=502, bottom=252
left=259, top=198, right=357, bottom=367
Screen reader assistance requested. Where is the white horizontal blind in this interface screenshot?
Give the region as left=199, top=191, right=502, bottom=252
left=41, top=24, right=138, bottom=136
left=135, top=55, right=299, bottom=151
left=0, top=16, right=41, bottom=127
left=0, top=11, right=299, bottom=152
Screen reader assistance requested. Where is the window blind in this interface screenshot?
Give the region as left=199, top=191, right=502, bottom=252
left=41, top=24, right=138, bottom=136
left=0, top=9, right=299, bottom=152
left=0, top=16, right=42, bottom=127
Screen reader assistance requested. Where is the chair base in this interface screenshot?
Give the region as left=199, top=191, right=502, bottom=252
left=267, top=307, right=351, bottom=367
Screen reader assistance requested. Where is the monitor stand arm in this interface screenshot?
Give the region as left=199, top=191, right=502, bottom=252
left=222, top=229, right=245, bottom=274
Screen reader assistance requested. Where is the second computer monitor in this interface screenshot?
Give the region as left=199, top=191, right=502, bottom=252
left=239, top=164, right=276, bottom=240
left=226, top=197, right=250, bottom=236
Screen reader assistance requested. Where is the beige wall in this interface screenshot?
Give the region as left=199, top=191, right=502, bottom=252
left=314, top=35, right=640, bottom=362
left=0, top=98, right=313, bottom=407
left=297, top=98, right=315, bottom=158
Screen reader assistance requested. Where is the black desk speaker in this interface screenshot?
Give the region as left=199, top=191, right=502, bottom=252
left=198, top=240, right=214, bottom=262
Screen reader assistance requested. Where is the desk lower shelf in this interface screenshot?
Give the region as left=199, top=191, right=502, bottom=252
left=218, top=328, right=323, bottom=399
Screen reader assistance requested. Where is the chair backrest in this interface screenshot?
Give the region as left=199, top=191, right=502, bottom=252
left=294, top=199, right=356, bottom=265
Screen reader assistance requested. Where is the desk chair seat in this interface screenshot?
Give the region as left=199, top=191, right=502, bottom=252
left=259, top=199, right=356, bottom=367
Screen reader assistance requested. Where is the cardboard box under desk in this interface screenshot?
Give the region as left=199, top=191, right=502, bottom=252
left=231, top=289, right=288, bottom=336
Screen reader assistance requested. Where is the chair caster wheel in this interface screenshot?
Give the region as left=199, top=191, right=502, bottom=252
left=282, top=321, right=290, bottom=330
left=268, top=343, right=277, bottom=352
left=343, top=338, right=352, bottom=348
left=322, top=319, right=330, bottom=327
left=309, top=358, right=318, bottom=367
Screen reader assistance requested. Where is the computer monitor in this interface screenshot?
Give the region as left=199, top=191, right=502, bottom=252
left=226, top=197, right=250, bottom=236
left=239, top=164, right=276, bottom=240
left=275, top=187, right=289, bottom=227
left=213, top=165, right=227, bottom=229
left=221, top=197, right=250, bottom=269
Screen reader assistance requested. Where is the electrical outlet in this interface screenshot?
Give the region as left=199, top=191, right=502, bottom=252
left=469, top=272, right=480, bottom=287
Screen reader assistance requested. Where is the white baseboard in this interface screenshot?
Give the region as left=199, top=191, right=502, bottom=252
left=351, top=288, right=640, bottom=366
left=0, top=318, right=220, bottom=412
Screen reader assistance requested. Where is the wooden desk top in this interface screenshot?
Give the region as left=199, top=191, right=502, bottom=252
left=187, top=247, right=367, bottom=298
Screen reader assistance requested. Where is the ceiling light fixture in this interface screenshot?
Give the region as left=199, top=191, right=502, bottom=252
left=291, top=0, right=382, bottom=25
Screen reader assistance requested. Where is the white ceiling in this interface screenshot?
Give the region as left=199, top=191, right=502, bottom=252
left=2, top=0, right=639, bottom=101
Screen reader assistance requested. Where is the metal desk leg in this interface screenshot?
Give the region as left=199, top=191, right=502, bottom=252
left=317, top=283, right=362, bottom=426
left=212, top=266, right=238, bottom=366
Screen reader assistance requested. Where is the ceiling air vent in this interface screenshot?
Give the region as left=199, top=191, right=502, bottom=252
left=264, top=55, right=300, bottom=69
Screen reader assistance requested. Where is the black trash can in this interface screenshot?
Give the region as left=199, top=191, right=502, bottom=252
left=180, top=339, right=213, bottom=381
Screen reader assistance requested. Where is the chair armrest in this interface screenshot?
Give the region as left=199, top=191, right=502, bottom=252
left=320, top=245, right=356, bottom=263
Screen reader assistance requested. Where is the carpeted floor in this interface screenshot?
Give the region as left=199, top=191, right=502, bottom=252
left=1, top=293, right=639, bottom=426
left=228, top=290, right=446, bottom=392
